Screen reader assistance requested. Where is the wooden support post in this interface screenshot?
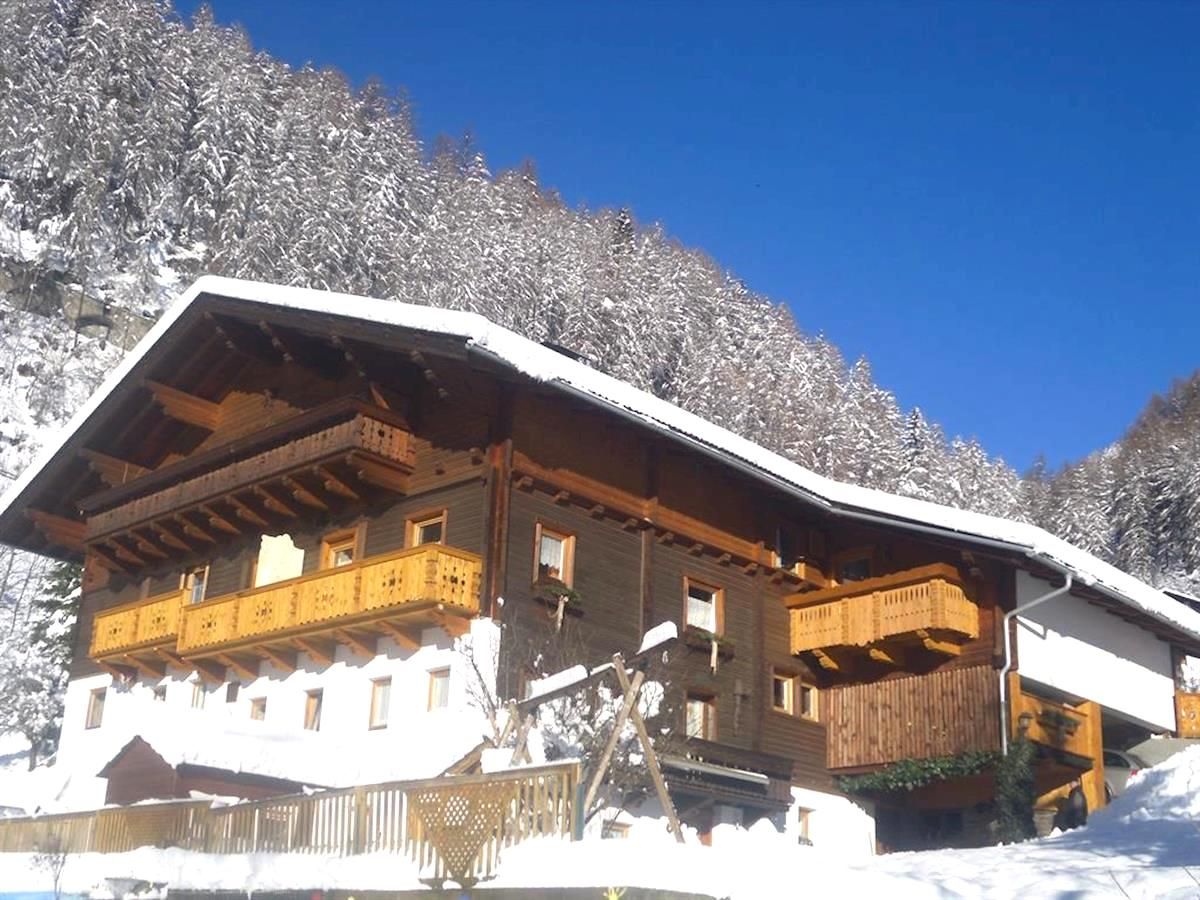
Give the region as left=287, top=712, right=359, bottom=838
left=1078, top=699, right=1105, bottom=812
left=378, top=620, right=421, bottom=651
left=610, top=654, right=685, bottom=844
left=509, top=712, right=536, bottom=766
left=582, top=668, right=646, bottom=815
left=256, top=645, right=297, bottom=674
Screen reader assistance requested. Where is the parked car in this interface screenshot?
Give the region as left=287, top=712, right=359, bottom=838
left=1102, top=748, right=1146, bottom=801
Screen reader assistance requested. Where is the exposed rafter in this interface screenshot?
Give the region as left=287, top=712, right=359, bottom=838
left=256, top=645, right=297, bottom=673
left=282, top=475, right=328, bottom=510
left=27, top=509, right=86, bottom=552
left=313, top=465, right=359, bottom=500
left=253, top=485, right=297, bottom=518
left=146, top=380, right=222, bottom=431
left=258, top=320, right=296, bottom=364
left=294, top=636, right=335, bottom=667
left=79, top=449, right=148, bottom=487
left=228, top=495, right=269, bottom=528
left=200, top=504, right=240, bottom=535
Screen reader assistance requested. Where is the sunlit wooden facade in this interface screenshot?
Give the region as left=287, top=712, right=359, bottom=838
left=2, top=280, right=1198, bottom=853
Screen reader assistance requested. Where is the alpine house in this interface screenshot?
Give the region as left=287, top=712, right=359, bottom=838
left=2, top=276, right=1198, bottom=852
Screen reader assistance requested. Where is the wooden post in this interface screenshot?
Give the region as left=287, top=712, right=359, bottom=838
left=1078, top=700, right=1105, bottom=812
left=353, top=787, right=369, bottom=853
left=582, top=668, right=646, bottom=814
left=610, top=655, right=685, bottom=844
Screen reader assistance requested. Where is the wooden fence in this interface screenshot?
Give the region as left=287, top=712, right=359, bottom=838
left=0, top=761, right=580, bottom=887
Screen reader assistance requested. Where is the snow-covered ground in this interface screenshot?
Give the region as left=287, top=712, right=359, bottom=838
left=3, top=746, right=1198, bottom=898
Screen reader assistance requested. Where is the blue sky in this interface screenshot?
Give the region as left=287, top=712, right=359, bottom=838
left=178, top=0, right=1199, bottom=473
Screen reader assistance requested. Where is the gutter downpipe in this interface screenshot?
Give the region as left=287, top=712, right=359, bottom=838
left=998, top=571, right=1072, bottom=755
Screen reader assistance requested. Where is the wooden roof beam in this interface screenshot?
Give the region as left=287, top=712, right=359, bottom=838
left=253, top=485, right=296, bottom=518
left=27, top=509, right=86, bottom=553
left=200, top=504, right=240, bottom=535
left=377, top=620, right=422, bottom=651
left=192, top=659, right=227, bottom=685
left=258, top=321, right=296, bottom=364
left=216, top=653, right=259, bottom=681
left=176, top=514, right=215, bottom=544
left=122, top=654, right=167, bottom=679
left=294, top=636, right=335, bottom=667
left=350, top=453, right=408, bottom=493
left=149, top=522, right=191, bottom=552
left=146, top=380, right=222, bottom=431
left=79, top=449, right=148, bottom=487
left=228, top=495, right=269, bottom=528
left=313, top=465, right=359, bottom=501
left=256, top=645, right=297, bottom=674
left=333, top=628, right=376, bottom=660
left=282, top=475, right=328, bottom=510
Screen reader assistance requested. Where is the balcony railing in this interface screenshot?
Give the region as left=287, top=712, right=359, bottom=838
left=90, top=588, right=187, bottom=660
left=787, top=563, right=979, bottom=657
left=84, top=404, right=416, bottom=554
left=177, top=545, right=482, bottom=657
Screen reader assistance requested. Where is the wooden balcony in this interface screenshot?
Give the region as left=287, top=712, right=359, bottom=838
left=90, top=588, right=187, bottom=669
left=785, top=563, right=979, bottom=670
left=176, top=545, right=482, bottom=668
left=83, top=403, right=415, bottom=571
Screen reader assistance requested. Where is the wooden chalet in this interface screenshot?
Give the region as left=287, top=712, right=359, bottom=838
left=2, top=276, right=1198, bottom=852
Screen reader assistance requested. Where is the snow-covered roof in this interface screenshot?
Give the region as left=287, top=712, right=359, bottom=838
left=3, top=274, right=1199, bottom=644
left=92, top=704, right=488, bottom=789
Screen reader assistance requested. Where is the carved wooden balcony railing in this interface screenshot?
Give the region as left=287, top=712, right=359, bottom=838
left=90, top=588, right=187, bottom=663
left=81, top=404, right=416, bottom=571
left=785, top=563, right=979, bottom=669
left=176, top=545, right=482, bottom=661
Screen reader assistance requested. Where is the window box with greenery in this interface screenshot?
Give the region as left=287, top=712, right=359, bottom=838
left=682, top=625, right=736, bottom=671
left=532, top=576, right=583, bottom=629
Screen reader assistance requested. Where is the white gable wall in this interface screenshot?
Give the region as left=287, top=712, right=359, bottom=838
left=1015, top=571, right=1176, bottom=731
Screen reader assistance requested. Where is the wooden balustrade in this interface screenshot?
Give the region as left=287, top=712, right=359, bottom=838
left=788, top=563, right=979, bottom=658
left=86, top=410, right=415, bottom=544
left=177, top=545, right=482, bottom=657
left=0, top=762, right=580, bottom=887
left=90, top=588, right=187, bottom=660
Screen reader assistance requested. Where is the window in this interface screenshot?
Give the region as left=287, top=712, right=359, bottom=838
left=832, top=548, right=872, bottom=584
left=182, top=564, right=209, bottom=604
left=772, top=671, right=795, bottom=714
left=304, top=689, right=323, bottom=731
left=408, top=511, right=446, bottom=547
left=796, top=807, right=813, bottom=846
left=534, top=523, right=575, bottom=585
left=798, top=683, right=818, bottom=721
left=685, top=693, right=716, bottom=740
left=152, top=685, right=167, bottom=703
left=427, top=667, right=451, bottom=711
left=321, top=529, right=359, bottom=569
left=249, top=697, right=267, bottom=721
left=226, top=682, right=240, bottom=703
left=191, top=682, right=206, bottom=709
left=85, top=688, right=106, bottom=729
left=684, top=578, right=722, bottom=635
left=369, top=677, right=392, bottom=729
left=602, top=821, right=631, bottom=840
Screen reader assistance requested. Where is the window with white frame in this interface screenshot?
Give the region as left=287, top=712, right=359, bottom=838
left=369, top=677, right=392, bottom=729
left=408, top=511, right=446, bottom=547
left=85, top=688, right=106, bottom=729
left=685, top=693, right=716, bottom=740
left=182, top=564, right=209, bottom=604
left=427, top=668, right=450, bottom=711
left=684, top=579, right=722, bottom=634
left=249, top=697, right=267, bottom=721
left=304, top=689, right=323, bottom=731
left=534, top=523, right=575, bottom=585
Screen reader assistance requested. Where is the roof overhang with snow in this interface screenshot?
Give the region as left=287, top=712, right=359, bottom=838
left=3, top=275, right=1200, bottom=649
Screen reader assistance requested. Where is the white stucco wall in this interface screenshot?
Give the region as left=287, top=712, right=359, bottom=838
left=52, top=618, right=500, bottom=810
left=1015, top=571, right=1176, bottom=731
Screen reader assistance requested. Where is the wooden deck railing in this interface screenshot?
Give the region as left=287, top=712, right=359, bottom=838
left=788, top=563, right=979, bottom=654
left=90, top=588, right=187, bottom=659
left=177, top=545, right=482, bottom=655
left=86, top=410, right=415, bottom=540
left=0, top=762, right=580, bottom=887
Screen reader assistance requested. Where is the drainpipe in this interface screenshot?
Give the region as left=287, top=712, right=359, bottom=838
left=999, top=571, right=1073, bottom=755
